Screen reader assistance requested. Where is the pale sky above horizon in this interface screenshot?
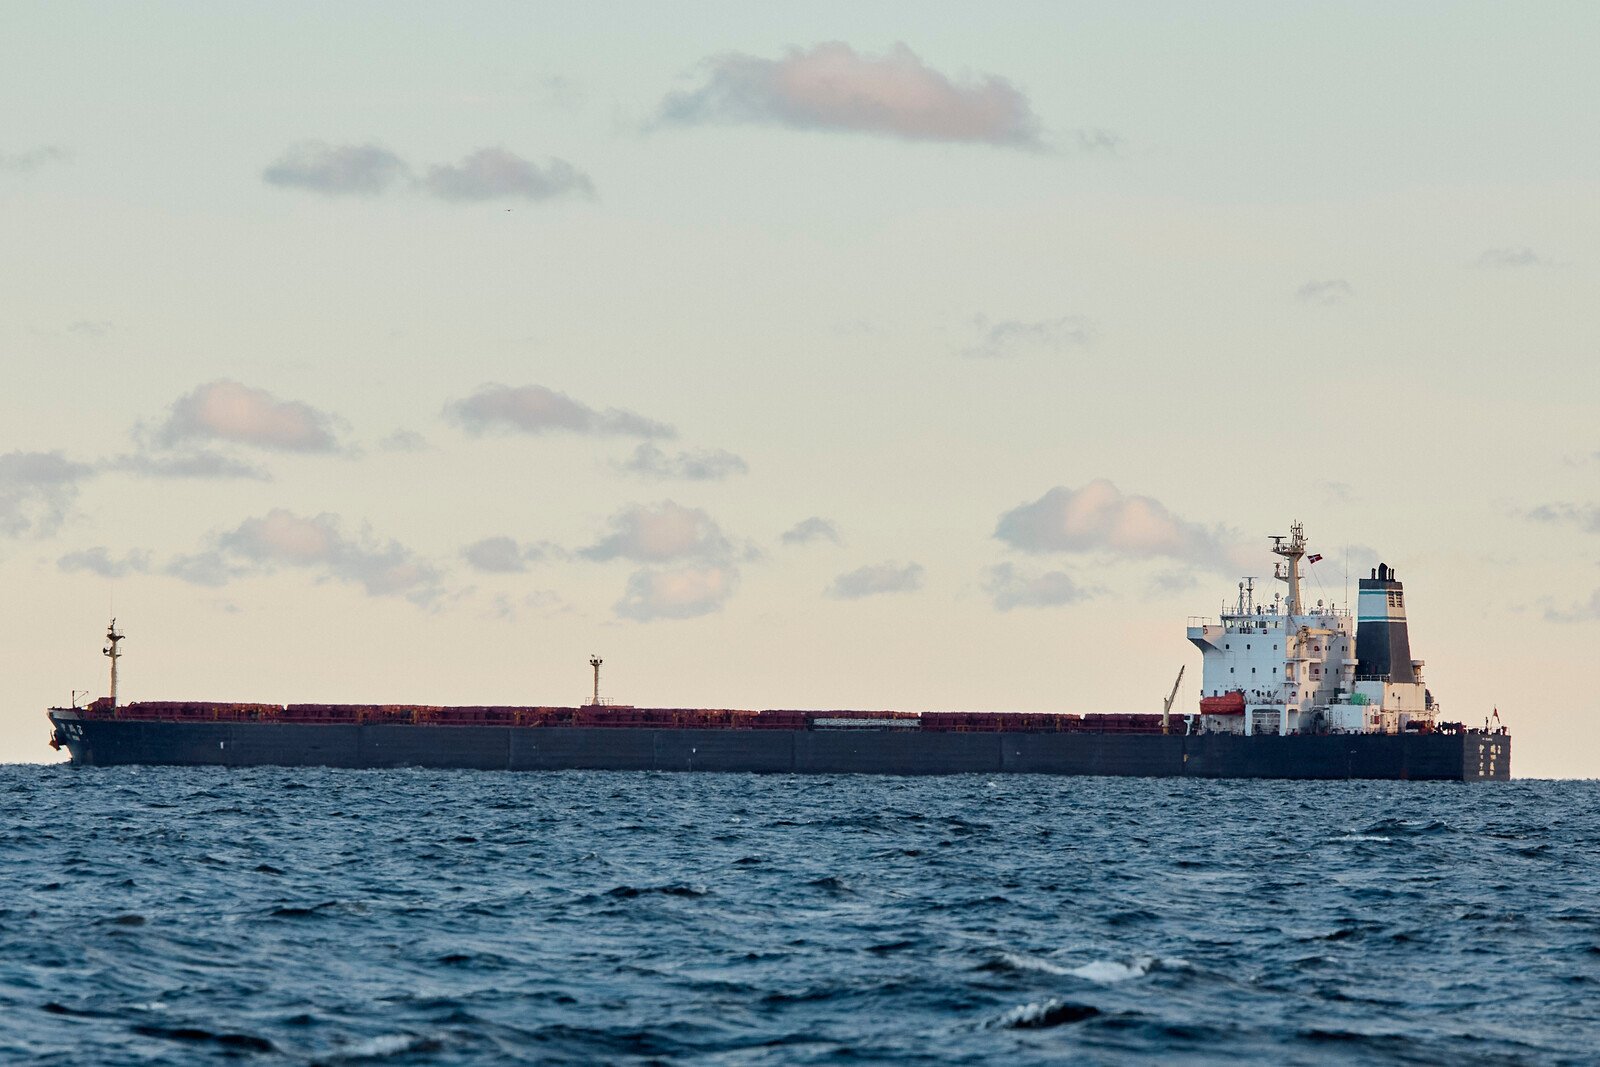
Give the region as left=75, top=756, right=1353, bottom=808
left=3, top=3, right=1596, bottom=776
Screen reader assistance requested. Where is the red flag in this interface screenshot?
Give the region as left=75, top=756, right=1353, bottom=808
left=1307, top=553, right=1323, bottom=564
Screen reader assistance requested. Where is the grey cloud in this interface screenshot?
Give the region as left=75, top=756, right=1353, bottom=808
left=616, top=563, right=740, bottom=621
left=1297, top=279, right=1353, bottom=304
left=828, top=561, right=924, bottom=599
left=0, top=450, right=94, bottom=537
left=446, top=383, right=674, bottom=439
left=1526, top=503, right=1600, bottom=535
left=581, top=501, right=732, bottom=564
left=378, top=430, right=429, bottom=452
left=154, top=380, right=342, bottom=453
left=463, top=536, right=528, bottom=573
left=618, top=443, right=748, bottom=481
left=106, top=450, right=271, bottom=481
left=0, top=145, right=71, bottom=172
left=68, top=319, right=112, bottom=337
left=163, top=551, right=242, bottom=587
left=1073, top=128, right=1122, bottom=152
left=995, top=479, right=1243, bottom=572
left=263, top=142, right=597, bottom=203
left=58, top=547, right=152, bottom=578
left=656, top=41, right=1042, bottom=148
left=262, top=141, right=409, bottom=195
left=1547, top=589, right=1600, bottom=624
left=486, top=589, right=571, bottom=622
left=461, top=536, right=556, bottom=574
left=170, top=509, right=441, bottom=603
left=1476, top=246, right=1547, bottom=268
left=962, top=315, right=1093, bottom=359
left=781, top=516, right=841, bottom=546
left=424, top=148, right=594, bottom=202
left=983, top=562, right=1092, bottom=611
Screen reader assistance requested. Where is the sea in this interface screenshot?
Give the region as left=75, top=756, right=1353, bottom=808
left=2, top=766, right=1595, bottom=1065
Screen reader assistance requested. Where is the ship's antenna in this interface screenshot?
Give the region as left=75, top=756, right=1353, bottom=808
left=589, top=655, right=602, bottom=707
left=103, top=618, right=125, bottom=711
left=1270, top=522, right=1307, bottom=617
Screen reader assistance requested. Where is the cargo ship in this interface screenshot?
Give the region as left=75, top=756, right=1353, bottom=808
left=47, top=524, right=1509, bottom=780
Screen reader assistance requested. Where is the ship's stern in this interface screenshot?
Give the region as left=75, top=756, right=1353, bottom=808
left=1465, top=731, right=1510, bottom=781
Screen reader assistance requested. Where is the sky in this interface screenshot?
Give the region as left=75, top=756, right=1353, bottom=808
left=2, top=2, right=1596, bottom=777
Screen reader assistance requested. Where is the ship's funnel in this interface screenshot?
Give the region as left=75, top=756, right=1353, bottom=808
left=1356, top=564, right=1414, bottom=682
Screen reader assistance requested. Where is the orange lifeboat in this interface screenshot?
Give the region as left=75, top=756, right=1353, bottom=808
left=1199, top=691, right=1246, bottom=715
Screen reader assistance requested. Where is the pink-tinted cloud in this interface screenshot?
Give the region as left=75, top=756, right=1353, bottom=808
left=580, top=501, right=732, bottom=564
left=155, top=380, right=341, bottom=453
left=995, top=479, right=1246, bottom=572
left=165, top=508, right=441, bottom=602
left=657, top=42, right=1041, bottom=147
left=616, top=563, right=739, bottom=621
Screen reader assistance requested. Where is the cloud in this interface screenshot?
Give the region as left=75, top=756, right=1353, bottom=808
left=164, top=551, right=242, bottom=588
left=994, top=479, right=1242, bottom=571
left=983, top=562, right=1092, bottom=611
left=446, top=383, right=674, bottom=439
left=58, top=547, right=152, bottom=578
left=0, top=451, right=94, bottom=537
left=378, top=430, right=429, bottom=452
left=1476, top=246, right=1548, bottom=268
left=0, top=145, right=71, bottom=172
left=263, top=142, right=596, bottom=203
left=424, top=147, right=594, bottom=202
left=153, top=380, right=342, bottom=453
left=461, top=535, right=556, bottom=574
left=616, top=563, right=739, bottom=621
left=781, top=516, right=841, bottom=546
left=828, top=561, right=924, bottom=599
left=106, top=450, right=271, bottom=481
left=961, top=316, right=1094, bottom=359
left=1297, top=279, right=1353, bottom=304
left=1526, top=503, right=1600, bottom=535
left=166, top=509, right=440, bottom=602
left=617, top=443, right=748, bottom=481
left=655, top=41, right=1042, bottom=147
left=67, top=319, right=112, bottom=337
left=581, top=501, right=733, bottom=564
left=485, top=589, right=571, bottom=622
left=1074, top=128, right=1122, bottom=152
left=262, top=141, right=409, bottom=195
left=1547, top=589, right=1600, bottom=624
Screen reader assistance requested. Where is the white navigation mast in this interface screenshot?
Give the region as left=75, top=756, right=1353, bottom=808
left=103, top=618, right=125, bottom=710
left=1271, top=522, right=1307, bottom=617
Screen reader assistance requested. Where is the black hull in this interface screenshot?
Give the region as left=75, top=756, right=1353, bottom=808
left=48, top=713, right=1510, bottom=781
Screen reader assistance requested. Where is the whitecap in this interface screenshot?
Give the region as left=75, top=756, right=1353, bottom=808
left=997, top=951, right=1074, bottom=976
left=336, top=1033, right=434, bottom=1059
left=1068, top=956, right=1155, bottom=983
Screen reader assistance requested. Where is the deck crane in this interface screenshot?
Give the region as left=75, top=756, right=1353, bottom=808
left=1161, top=665, right=1185, bottom=735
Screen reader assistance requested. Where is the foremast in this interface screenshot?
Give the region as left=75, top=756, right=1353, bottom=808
left=103, top=619, right=124, bottom=711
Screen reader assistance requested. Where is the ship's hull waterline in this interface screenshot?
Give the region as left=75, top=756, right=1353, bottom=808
left=48, top=712, right=1510, bottom=781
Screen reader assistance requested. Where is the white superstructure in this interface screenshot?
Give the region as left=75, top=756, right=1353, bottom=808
left=1185, top=524, right=1438, bottom=735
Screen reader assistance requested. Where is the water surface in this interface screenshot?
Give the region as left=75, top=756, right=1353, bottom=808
left=3, top=766, right=1595, bottom=1064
